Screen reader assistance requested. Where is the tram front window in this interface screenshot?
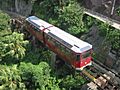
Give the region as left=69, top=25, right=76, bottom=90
left=82, top=50, right=91, bottom=59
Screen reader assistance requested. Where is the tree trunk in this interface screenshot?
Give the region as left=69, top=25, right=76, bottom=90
left=15, top=0, right=19, bottom=13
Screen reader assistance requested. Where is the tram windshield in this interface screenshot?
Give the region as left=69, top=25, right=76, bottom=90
left=82, top=50, right=91, bottom=59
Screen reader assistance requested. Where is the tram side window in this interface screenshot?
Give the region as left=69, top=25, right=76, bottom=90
left=51, top=38, right=55, bottom=46
left=34, top=27, right=36, bottom=30
left=45, top=35, right=50, bottom=42
left=71, top=52, right=76, bottom=60
left=60, top=45, right=65, bottom=53
left=66, top=48, right=70, bottom=56
left=76, top=54, right=80, bottom=61
left=48, top=37, right=51, bottom=42
left=34, top=26, right=39, bottom=31
left=55, top=41, right=60, bottom=48
left=45, top=34, right=49, bottom=40
left=47, top=36, right=55, bottom=45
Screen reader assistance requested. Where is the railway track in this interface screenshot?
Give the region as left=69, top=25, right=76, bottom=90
left=81, top=62, right=120, bottom=90
left=93, top=59, right=120, bottom=78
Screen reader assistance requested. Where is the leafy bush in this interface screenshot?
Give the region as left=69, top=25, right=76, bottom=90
left=19, top=62, right=61, bottom=90
left=107, top=29, right=120, bottom=52
left=61, top=74, right=87, bottom=89
left=33, top=0, right=86, bottom=36
left=58, top=1, right=86, bottom=35
left=0, top=65, right=26, bottom=90
left=116, top=6, right=120, bottom=16
left=98, top=22, right=109, bottom=37
left=0, top=32, right=28, bottom=62
left=0, top=10, right=10, bottom=30
left=83, top=15, right=95, bottom=29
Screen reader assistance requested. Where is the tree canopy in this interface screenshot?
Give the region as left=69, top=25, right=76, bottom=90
left=33, top=0, right=86, bottom=36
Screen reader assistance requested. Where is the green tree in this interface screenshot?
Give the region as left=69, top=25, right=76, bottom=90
left=19, top=62, right=61, bottom=90
left=116, top=6, right=120, bottom=16
left=58, top=1, right=86, bottom=35
left=0, top=10, right=10, bottom=31
left=0, top=65, right=26, bottom=90
left=33, top=0, right=86, bottom=35
left=97, top=22, right=110, bottom=37
left=107, top=29, right=120, bottom=52
left=0, top=10, right=29, bottom=63
left=0, top=32, right=28, bottom=63
left=61, top=73, right=87, bottom=89
left=83, top=15, right=95, bottom=29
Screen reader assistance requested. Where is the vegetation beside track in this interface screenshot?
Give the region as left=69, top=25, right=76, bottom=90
left=0, top=0, right=120, bottom=89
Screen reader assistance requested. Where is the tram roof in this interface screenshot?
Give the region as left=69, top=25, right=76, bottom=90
left=26, top=16, right=92, bottom=53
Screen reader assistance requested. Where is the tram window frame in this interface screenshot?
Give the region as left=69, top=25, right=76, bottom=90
left=65, top=48, right=73, bottom=60
left=51, top=38, right=55, bottom=46
left=36, top=27, right=40, bottom=31
left=49, top=37, right=52, bottom=42
left=33, top=25, right=39, bottom=31
left=55, top=41, right=60, bottom=48
left=47, top=36, right=52, bottom=42
left=60, top=45, right=65, bottom=53
left=72, top=52, right=76, bottom=60
left=82, top=50, right=91, bottom=59
left=47, top=36, right=55, bottom=45
left=45, top=34, right=49, bottom=40
left=76, top=54, right=80, bottom=61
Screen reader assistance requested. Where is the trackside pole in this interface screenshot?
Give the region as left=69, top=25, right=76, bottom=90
left=51, top=51, right=56, bottom=69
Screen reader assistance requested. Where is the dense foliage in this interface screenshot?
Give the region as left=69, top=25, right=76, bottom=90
left=97, top=22, right=120, bottom=53
left=0, top=65, right=26, bottom=90
left=0, top=11, right=10, bottom=30
left=0, top=32, right=28, bottom=62
left=19, top=62, right=61, bottom=90
left=0, top=8, right=87, bottom=90
left=0, top=0, right=120, bottom=90
left=116, top=6, right=120, bottom=16
left=58, top=1, right=86, bottom=35
left=84, top=14, right=120, bottom=53
left=61, top=74, right=87, bottom=89
left=33, top=0, right=86, bottom=36
left=107, top=29, right=120, bottom=53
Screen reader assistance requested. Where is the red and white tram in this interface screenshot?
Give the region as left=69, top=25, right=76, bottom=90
left=26, top=16, right=92, bottom=70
